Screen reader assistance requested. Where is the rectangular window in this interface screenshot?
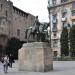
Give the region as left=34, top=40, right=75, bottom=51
left=72, top=3, right=75, bottom=10
left=53, top=40, right=58, bottom=47
left=6, top=10, right=8, bottom=17
left=63, top=23, right=68, bottom=28
left=53, top=51, right=57, bottom=57
left=62, top=8, right=67, bottom=15
left=48, top=0, right=53, bottom=7
left=62, top=9, right=67, bottom=18
left=53, top=0, right=56, bottom=5
left=1, top=4, right=3, bottom=10
left=17, top=29, right=20, bottom=36
left=72, top=11, right=75, bottom=16
left=52, top=24, right=57, bottom=31
left=52, top=14, right=57, bottom=31
left=52, top=14, right=57, bottom=23
left=53, top=14, right=57, bottom=20
left=61, top=0, right=68, bottom=3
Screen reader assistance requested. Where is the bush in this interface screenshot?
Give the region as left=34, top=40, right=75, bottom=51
left=60, top=27, right=69, bottom=56
left=6, top=37, right=22, bottom=59
left=69, top=25, right=75, bottom=57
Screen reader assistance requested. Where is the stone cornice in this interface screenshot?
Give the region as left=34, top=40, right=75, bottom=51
left=48, top=1, right=75, bottom=9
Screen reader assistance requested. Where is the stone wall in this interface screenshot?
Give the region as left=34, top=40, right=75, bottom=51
left=0, top=0, right=35, bottom=41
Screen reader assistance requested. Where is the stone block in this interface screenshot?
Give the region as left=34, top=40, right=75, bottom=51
left=18, top=42, right=53, bottom=72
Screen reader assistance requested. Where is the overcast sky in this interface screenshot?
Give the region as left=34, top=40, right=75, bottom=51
left=10, top=0, right=49, bottom=22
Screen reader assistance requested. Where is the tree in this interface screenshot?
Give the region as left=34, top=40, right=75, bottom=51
left=6, top=37, right=22, bottom=59
left=60, top=27, right=69, bottom=56
left=69, top=25, right=75, bottom=57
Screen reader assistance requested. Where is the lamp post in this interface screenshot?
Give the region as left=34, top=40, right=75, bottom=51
left=48, top=7, right=51, bottom=48
left=48, top=4, right=53, bottom=70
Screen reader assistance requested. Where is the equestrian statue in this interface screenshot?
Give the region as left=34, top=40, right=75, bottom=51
left=25, top=16, right=50, bottom=43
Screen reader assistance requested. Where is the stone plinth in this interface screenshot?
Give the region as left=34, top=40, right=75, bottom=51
left=18, top=42, right=53, bottom=72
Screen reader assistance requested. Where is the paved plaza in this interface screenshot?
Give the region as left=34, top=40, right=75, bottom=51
left=0, top=61, right=75, bottom=75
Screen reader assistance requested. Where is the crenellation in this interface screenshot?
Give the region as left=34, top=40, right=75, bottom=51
left=13, top=6, right=29, bottom=18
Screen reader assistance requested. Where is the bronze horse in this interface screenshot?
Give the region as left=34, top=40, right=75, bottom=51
left=25, top=23, right=49, bottom=43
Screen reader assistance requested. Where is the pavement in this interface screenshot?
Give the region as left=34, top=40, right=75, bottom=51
left=0, top=61, right=75, bottom=75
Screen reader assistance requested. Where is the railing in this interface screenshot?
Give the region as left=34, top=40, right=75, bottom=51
left=62, top=17, right=67, bottom=22
left=71, top=16, right=75, bottom=20
left=52, top=28, right=57, bottom=32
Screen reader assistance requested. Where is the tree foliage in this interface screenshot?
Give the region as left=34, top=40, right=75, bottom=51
left=60, top=27, right=69, bottom=56
left=69, top=25, right=75, bottom=57
left=6, top=37, right=22, bottom=59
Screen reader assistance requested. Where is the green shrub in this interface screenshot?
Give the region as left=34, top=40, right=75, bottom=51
left=6, top=37, right=22, bottom=59
left=60, top=28, right=69, bottom=56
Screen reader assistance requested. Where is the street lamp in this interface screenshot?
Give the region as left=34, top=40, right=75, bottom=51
left=48, top=6, right=51, bottom=48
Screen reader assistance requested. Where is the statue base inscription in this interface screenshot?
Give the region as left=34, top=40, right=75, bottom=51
left=18, top=42, right=53, bottom=72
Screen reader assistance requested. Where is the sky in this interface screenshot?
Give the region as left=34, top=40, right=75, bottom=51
left=10, top=0, right=49, bottom=22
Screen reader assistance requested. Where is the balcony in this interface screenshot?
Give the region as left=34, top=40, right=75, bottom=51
left=52, top=36, right=59, bottom=40
left=62, top=17, right=67, bottom=22
left=71, top=16, right=75, bottom=20
left=52, top=28, right=57, bottom=32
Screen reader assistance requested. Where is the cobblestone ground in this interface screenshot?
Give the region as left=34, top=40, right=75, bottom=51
left=0, top=61, right=75, bottom=75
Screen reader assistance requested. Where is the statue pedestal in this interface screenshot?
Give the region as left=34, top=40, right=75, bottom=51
left=18, top=42, right=53, bottom=72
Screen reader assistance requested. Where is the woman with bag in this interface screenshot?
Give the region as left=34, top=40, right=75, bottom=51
left=3, top=55, right=9, bottom=73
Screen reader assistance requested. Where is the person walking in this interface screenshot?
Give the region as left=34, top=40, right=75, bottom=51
left=9, top=54, right=13, bottom=68
left=2, top=55, right=9, bottom=73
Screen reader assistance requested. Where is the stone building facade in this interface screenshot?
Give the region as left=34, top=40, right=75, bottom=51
left=0, top=0, right=35, bottom=54
left=48, top=0, right=75, bottom=57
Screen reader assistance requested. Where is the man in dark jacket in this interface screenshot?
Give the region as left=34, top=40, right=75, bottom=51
left=9, top=54, right=14, bottom=68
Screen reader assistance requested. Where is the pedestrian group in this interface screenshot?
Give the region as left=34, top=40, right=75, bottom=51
left=1, top=54, right=14, bottom=73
